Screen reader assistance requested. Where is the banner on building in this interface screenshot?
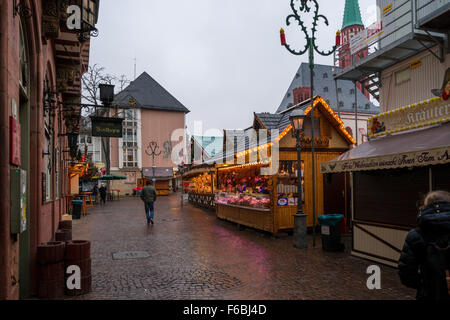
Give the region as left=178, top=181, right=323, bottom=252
left=321, top=147, right=450, bottom=174
left=350, top=21, right=384, bottom=55
left=91, top=116, right=124, bottom=138
left=368, top=97, right=450, bottom=138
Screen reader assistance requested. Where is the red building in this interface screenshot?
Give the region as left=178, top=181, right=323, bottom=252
left=338, top=0, right=370, bottom=100
left=0, top=0, right=99, bottom=299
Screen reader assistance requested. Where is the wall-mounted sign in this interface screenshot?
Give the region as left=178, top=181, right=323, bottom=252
left=277, top=198, right=288, bottom=207
left=382, top=3, right=393, bottom=15
left=368, top=97, right=450, bottom=138
left=10, top=116, right=21, bottom=166
left=410, top=59, right=422, bottom=70
left=91, top=116, right=124, bottom=138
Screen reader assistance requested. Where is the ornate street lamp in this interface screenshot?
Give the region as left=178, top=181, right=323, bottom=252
left=75, top=0, right=101, bottom=42
left=81, top=0, right=100, bottom=33
left=99, top=83, right=115, bottom=106
left=280, top=0, right=336, bottom=247
left=290, top=109, right=307, bottom=248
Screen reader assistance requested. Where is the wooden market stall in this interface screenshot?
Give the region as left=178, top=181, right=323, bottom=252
left=140, top=167, right=174, bottom=196
left=322, top=97, right=450, bottom=267
left=182, top=165, right=217, bottom=211
left=215, top=97, right=355, bottom=234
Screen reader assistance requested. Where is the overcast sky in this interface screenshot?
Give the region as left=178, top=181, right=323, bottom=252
left=90, top=0, right=377, bottom=135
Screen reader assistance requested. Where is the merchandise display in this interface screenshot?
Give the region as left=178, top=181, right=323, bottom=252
left=277, top=160, right=305, bottom=204
left=215, top=192, right=271, bottom=209
left=216, top=165, right=272, bottom=209
left=190, top=172, right=214, bottom=194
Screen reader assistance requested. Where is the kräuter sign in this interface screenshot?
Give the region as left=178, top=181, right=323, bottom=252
left=368, top=97, right=450, bottom=138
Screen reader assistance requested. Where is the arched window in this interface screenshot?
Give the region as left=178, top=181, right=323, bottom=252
left=19, top=19, right=29, bottom=97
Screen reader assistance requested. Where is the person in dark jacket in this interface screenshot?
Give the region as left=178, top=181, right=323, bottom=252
left=398, top=190, right=450, bottom=300
left=140, top=180, right=157, bottom=226
left=99, top=184, right=107, bottom=206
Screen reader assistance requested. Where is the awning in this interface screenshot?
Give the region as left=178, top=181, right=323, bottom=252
left=182, top=167, right=215, bottom=179
left=321, top=123, right=450, bottom=173
left=142, top=167, right=174, bottom=180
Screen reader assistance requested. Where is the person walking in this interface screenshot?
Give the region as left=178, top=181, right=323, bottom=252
left=141, top=180, right=157, bottom=226
left=99, top=184, right=107, bottom=206
left=398, top=190, right=450, bottom=300
left=92, top=184, right=99, bottom=205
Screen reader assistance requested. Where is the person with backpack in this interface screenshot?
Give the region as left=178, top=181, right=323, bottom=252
left=398, top=190, right=450, bottom=300
left=141, top=180, right=157, bottom=226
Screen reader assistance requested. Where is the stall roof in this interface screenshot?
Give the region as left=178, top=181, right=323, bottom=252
left=142, top=167, right=174, bottom=179
left=322, top=123, right=450, bottom=174
left=204, top=96, right=355, bottom=165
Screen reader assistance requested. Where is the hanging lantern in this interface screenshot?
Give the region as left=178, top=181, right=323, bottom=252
left=280, top=28, right=286, bottom=46
left=336, top=30, right=341, bottom=47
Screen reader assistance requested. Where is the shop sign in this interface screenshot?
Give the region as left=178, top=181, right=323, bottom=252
left=91, top=117, right=124, bottom=138
left=321, top=147, right=450, bottom=174
left=277, top=198, right=288, bottom=207
left=368, top=97, right=450, bottom=138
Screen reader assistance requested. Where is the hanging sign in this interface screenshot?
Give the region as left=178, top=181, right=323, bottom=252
left=91, top=116, right=124, bottom=138
left=368, top=97, right=450, bottom=138
left=10, top=116, right=21, bottom=166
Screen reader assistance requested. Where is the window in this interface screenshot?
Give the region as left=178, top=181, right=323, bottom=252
left=87, top=136, right=92, bottom=144
left=19, top=21, right=29, bottom=92
left=350, top=89, right=355, bottom=95
left=339, top=101, right=344, bottom=107
left=323, top=73, right=328, bottom=79
left=43, top=75, right=53, bottom=203
left=324, top=87, right=329, bottom=93
left=122, top=108, right=138, bottom=168
left=395, top=68, right=411, bottom=85
left=365, top=104, right=370, bottom=109
left=80, top=135, right=85, bottom=144
left=303, top=118, right=321, bottom=138
left=337, top=88, right=342, bottom=93
left=352, top=103, right=356, bottom=109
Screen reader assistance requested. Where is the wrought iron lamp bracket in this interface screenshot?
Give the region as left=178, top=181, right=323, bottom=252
left=283, top=0, right=336, bottom=57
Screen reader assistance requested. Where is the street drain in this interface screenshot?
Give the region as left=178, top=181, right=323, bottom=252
left=112, top=251, right=150, bottom=260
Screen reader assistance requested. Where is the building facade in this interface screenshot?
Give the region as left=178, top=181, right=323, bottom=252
left=332, top=0, right=449, bottom=266
left=0, top=0, right=98, bottom=299
left=109, top=72, right=190, bottom=195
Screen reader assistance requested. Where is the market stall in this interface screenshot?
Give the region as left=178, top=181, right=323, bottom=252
left=182, top=166, right=216, bottom=210
left=322, top=97, right=450, bottom=267
left=215, top=97, right=355, bottom=234
left=141, top=167, right=174, bottom=196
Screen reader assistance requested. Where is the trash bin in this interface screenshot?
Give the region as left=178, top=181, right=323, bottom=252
left=72, top=200, right=83, bottom=220
left=318, top=214, right=345, bottom=252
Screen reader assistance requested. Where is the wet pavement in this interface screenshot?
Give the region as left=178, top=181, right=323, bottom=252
left=71, top=194, right=415, bottom=300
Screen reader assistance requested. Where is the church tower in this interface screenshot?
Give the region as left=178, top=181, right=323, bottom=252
left=338, top=0, right=369, bottom=99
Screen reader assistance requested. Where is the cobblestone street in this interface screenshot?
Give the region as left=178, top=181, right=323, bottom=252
left=71, top=194, right=415, bottom=300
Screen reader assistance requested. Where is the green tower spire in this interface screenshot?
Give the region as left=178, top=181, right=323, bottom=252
left=342, top=0, right=364, bottom=29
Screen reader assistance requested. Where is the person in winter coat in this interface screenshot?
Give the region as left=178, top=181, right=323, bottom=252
left=140, top=180, right=157, bottom=226
left=398, top=190, right=450, bottom=300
